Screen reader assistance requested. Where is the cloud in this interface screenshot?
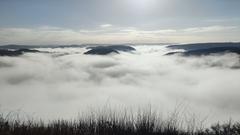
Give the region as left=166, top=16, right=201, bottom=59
left=0, top=25, right=239, bottom=45
left=183, top=25, right=237, bottom=33
left=100, top=24, right=113, bottom=28
left=0, top=46, right=240, bottom=124
left=204, top=18, right=240, bottom=23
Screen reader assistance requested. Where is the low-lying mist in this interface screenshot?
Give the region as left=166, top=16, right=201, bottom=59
left=0, top=45, right=240, bottom=125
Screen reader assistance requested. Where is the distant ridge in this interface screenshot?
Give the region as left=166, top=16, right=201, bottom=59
left=84, top=45, right=136, bottom=55
left=0, top=44, right=86, bottom=49
left=167, top=42, right=240, bottom=51
left=166, top=42, right=240, bottom=56
left=0, top=44, right=135, bottom=49
left=0, top=49, right=40, bottom=56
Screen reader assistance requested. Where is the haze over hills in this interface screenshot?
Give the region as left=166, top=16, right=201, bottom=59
left=0, top=44, right=85, bottom=49
left=84, top=45, right=136, bottom=55
left=166, top=47, right=240, bottom=56
left=0, top=44, right=137, bottom=56
left=167, top=42, right=240, bottom=51
left=166, top=42, right=240, bottom=56
left=1, top=42, right=240, bottom=56
left=0, top=48, right=40, bottom=56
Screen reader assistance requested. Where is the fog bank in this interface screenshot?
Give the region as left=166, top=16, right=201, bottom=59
left=0, top=45, right=240, bottom=125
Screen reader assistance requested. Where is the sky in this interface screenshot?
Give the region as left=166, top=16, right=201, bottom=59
left=0, top=0, right=240, bottom=44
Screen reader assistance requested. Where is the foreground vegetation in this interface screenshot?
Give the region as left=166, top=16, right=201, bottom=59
left=0, top=109, right=240, bottom=135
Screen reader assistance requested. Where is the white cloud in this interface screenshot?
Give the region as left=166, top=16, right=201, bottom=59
left=0, top=25, right=239, bottom=45
left=183, top=25, right=237, bottom=33
left=100, top=24, right=113, bottom=28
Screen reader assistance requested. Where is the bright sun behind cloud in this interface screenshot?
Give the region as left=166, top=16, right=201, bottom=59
left=125, top=0, right=159, bottom=11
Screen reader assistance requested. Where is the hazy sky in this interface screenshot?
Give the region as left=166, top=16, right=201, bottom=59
left=0, top=0, right=240, bottom=44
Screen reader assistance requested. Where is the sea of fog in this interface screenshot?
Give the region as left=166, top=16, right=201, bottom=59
left=0, top=45, right=240, bottom=126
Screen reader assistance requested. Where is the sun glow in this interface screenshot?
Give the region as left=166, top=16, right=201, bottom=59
left=128, top=0, right=158, bottom=10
